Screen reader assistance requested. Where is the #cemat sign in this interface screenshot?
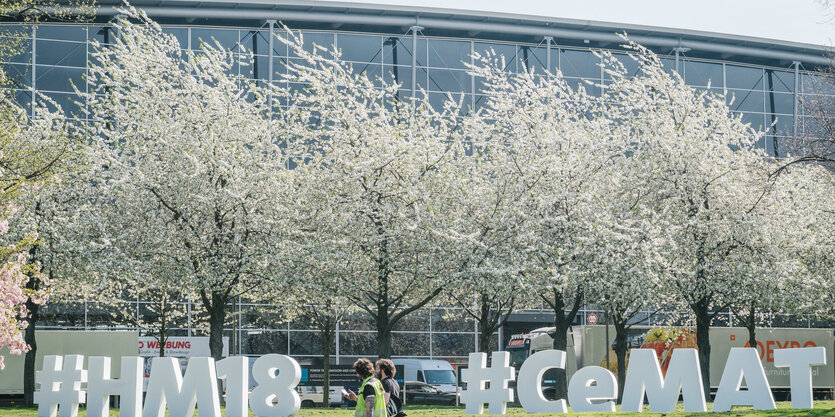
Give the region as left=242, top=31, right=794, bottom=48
left=33, top=347, right=827, bottom=417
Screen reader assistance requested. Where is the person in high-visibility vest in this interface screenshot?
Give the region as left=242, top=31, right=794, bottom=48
left=342, top=358, right=386, bottom=417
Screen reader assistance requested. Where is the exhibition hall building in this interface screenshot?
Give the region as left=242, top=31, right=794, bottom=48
left=1, top=0, right=832, bottom=363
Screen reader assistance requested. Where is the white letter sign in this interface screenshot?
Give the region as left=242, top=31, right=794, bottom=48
left=712, top=348, right=776, bottom=412
left=143, top=357, right=221, bottom=417
left=621, top=348, right=706, bottom=412
left=773, top=347, right=827, bottom=409
left=517, top=350, right=567, bottom=413
left=567, top=366, right=617, bottom=413
left=87, top=356, right=143, bottom=417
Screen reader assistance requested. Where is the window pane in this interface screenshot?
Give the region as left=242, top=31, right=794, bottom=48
left=191, top=28, right=240, bottom=51
left=246, top=331, right=288, bottom=355
left=392, top=333, right=429, bottom=357
left=337, top=33, right=382, bottom=64
left=294, top=31, right=335, bottom=56
left=726, top=65, right=763, bottom=90
left=35, top=39, right=86, bottom=67
left=432, top=333, right=473, bottom=357
left=383, top=36, right=426, bottom=66
left=2, top=63, right=31, bottom=87
left=36, top=25, right=86, bottom=42
left=349, top=62, right=382, bottom=85
left=38, top=92, right=83, bottom=116
left=736, top=111, right=765, bottom=131
left=383, top=64, right=410, bottom=88
left=1, top=37, right=31, bottom=63
left=36, top=65, right=84, bottom=92
left=428, top=68, right=470, bottom=92
left=161, top=27, right=188, bottom=49
left=765, top=69, right=794, bottom=93
left=559, top=49, right=600, bottom=79
left=517, top=45, right=550, bottom=74
left=474, top=42, right=516, bottom=72
left=728, top=89, right=764, bottom=112
left=605, top=53, right=641, bottom=79
left=428, top=39, right=470, bottom=69
left=684, top=60, right=723, bottom=88
left=339, top=332, right=377, bottom=356
left=767, top=114, right=793, bottom=135
left=765, top=91, right=794, bottom=115
left=239, top=30, right=273, bottom=56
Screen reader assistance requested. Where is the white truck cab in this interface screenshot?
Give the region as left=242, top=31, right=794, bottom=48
left=392, top=359, right=457, bottom=393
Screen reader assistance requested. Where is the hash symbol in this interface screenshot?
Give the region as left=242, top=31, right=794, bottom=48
left=34, top=355, right=87, bottom=417
left=460, top=351, right=515, bottom=415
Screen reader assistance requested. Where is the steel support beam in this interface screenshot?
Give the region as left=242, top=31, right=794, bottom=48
left=78, top=5, right=834, bottom=66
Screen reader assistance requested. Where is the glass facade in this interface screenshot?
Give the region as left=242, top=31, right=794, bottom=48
left=2, top=21, right=830, bottom=360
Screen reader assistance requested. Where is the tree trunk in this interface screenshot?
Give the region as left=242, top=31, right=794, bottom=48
left=377, top=316, right=392, bottom=359
left=23, top=247, right=43, bottom=407
left=477, top=295, right=493, bottom=354
left=613, top=319, right=628, bottom=403
left=158, top=301, right=167, bottom=358
left=206, top=290, right=227, bottom=362
left=746, top=307, right=757, bottom=351
left=693, top=297, right=712, bottom=400
left=323, top=324, right=333, bottom=408
left=548, top=290, right=582, bottom=402
left=23, top=297, right=39, bottom=406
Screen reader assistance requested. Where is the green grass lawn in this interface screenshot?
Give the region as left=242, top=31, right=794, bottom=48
left=1, top=402, right=834, bottom=416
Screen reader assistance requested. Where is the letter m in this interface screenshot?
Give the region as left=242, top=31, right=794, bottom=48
left=621, top=349, right=707, bottom=413
left=143, top=357, right=221, bottom=417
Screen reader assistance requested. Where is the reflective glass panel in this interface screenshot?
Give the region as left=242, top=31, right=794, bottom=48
left=765, top=91, right=794, bottom=115
left=35, top=39, right=86, bottom=67
left=474, top=42, right=516, bottom=72
left=604, top=52, right=641, bottom=79
left=1, top=63, right=30, bottom=87
left=684, top=60, right=723, bottom=87
left=0, top=37, right=31, bottom=63
left=765, top=69, right=794, bottom=93
left=191, top=28, right=240, bottom=51
left=383, top=64, right=410, bottom=88
left=35, top=64, right=84, bottom=92
left=728, top=89, right=764, bottom=112
left=737, top=111, right=766, bottom=131
left=37, top=25, right=86, bottom=42
left=294, top=31, right=335, bottom=56
left=383, top=36, right=426, bottom=66
left=428, top=39, right=470, bottom=69
left=428, top=68, right=470, bottom=92
left=161, top=27, right=188, bottom=49
left=726, top=65, right=763, bottom=90
left=517, top=45, right=550, bottom=74
left=337, top=33, right=382, bottom=64
left=559, top=49, right=600, bottom=79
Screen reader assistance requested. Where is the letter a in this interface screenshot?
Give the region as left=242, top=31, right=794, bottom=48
left=712, top=348, right=775, bottom=412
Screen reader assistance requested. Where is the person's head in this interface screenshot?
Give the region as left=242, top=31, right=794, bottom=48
left=375, top=359, right=395, bottom=378
left=353, top=358, right=374, bottom=380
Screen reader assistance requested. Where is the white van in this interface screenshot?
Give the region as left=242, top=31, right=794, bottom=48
left=392, top=359, right=457, bottom=393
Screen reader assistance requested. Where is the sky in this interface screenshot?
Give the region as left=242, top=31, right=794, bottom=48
left=327, top=0, right=835, bottom=47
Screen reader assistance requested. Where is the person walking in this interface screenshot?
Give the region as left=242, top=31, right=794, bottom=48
left=376, top=359, right=406, bottom=417
left=343, top=358, right=386, bottom=417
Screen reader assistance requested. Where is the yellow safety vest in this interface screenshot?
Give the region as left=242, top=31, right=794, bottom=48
left=355, top=376, right=386, bottom=417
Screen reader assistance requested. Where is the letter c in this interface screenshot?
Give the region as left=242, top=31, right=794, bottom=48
left=517, top=350, right=567, bottom=413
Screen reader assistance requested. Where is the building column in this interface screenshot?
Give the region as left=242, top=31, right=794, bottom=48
left=544, top=36, right=553, bottom=74
left=793, top=61, right=800, bottom=137
left=410, top=22, right=423, bottom=98
left=267, top=20, right=276, bottom=118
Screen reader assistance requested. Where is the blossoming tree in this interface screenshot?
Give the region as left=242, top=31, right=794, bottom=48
left=81, top=7, right=295, bottom=363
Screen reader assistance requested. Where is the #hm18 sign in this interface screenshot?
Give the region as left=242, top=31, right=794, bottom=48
left=33, top=347, right=827, bottom=416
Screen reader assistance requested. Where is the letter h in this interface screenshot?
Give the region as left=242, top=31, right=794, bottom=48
left=86, top=357, right=143, bottom=417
